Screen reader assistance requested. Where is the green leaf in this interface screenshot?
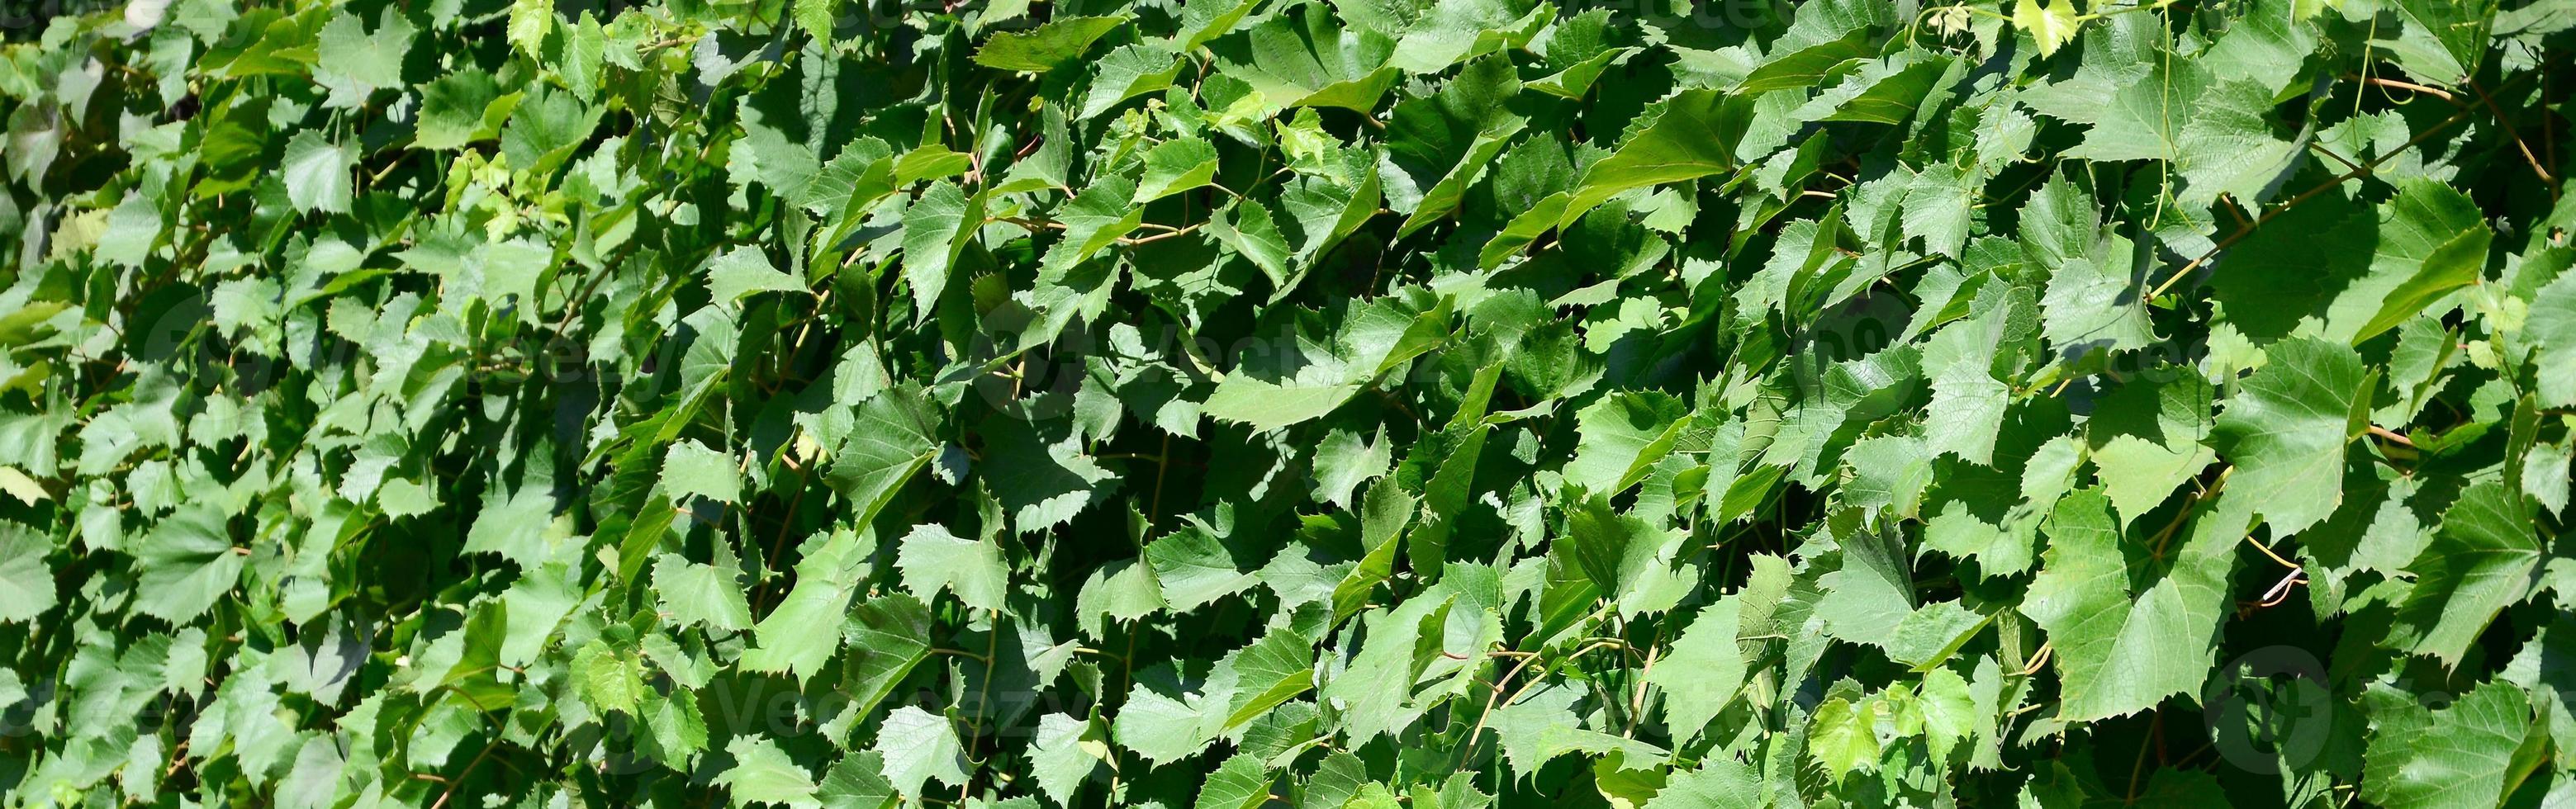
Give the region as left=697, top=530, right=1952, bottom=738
left=899, top=182, right=982, bottom=315
left=1177, top=0, right=1260, bottom=52
left=1210, top=8, right=1400, bottom=116
left=572, top=640, right=646, bottom=716
left=1215, top=622, right=1316, bottom=731
left=1193, top=753, right=1274, bottom=809
left=876, top=706, right=969, bottom=797
left=2085, top=373, right=2218, bottom=528
left=2390, top=482, right=2543, bottom=667
left=842, top=594, right=934, bottom=719
left=1792, top=52, right=1956, bottom=125
left=315, top=8, right=412, bottom=94
left=2380, top=0, right=2497, bottom=83
left=2019, top=490, right=2241, bottom=721
left=1648, top=597, right=1745, bottom=745
left=742, top=530, right=868, bottom=683
left=1202, top=294, right=1452, bottom=431
left=1032, top=713, right=1105, bottom=806
left=1134, top=138, right=1222, bottom=205
left=2014, top=0, right=2082, bottom=56
left=1081, top=45, right=1185, bottom=120
left=2039, top=250, right=2156, bottom=354
left=1643, top=757, right=1759, bottom=809
left=132, top=507, right=245, bottom=623
left=0, top=526, right=55, bottom=623
left=662, top=438, right=742, bottom=504
left=980, top=417, right=1117, bottom=534
left=717, top=736, right=821, bottom=808
left=2349, top=179, right=2493, bottom=344
left=2536, top=268, right=2576, bottom=408
left=1808, top=697, right=1882, bottom=780
left=653, top=552, right=755, bottom=632
left=2360, top=680, right=2530, bottom=809
left=706, top=246, right=804, bottom=302
left=974, top=15, right=1129, bottom=73
left=825, top=390, right=940, bottom=528
left=414, top=69, right=503, bottom=151
left=896, top=523, right=1009, bottom=612
left=1145, top=525, right=1255, bottom=613
left=2211, top=337, right=2371, bottom=537
left=281, top=130, right=355, bottom=214
left=1563, top=495, right=1686, bottom=617
left=1563, top=390, right=1689, bottom=496
left=1558, top=89, right=1753, bottom=228
left=1487, top=681, right=1669, bottom=774
left=13, top=3, right=2560, bottom=804
left=2173, top=78, right=2299, bottom=206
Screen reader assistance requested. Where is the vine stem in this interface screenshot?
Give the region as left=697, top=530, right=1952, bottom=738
left=957, top=606, right=1003, bottom=802
left=2344, top=74, right=2456, bottom=103
left=2243, top=533, right=2302, bottom=572
left=2466, top=77, right=2555, bottom=187
left=2012, top=641, right=2053, bottom=677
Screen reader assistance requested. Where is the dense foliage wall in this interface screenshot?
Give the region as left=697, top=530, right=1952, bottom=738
left=2, top=0, right=2574, bottom=806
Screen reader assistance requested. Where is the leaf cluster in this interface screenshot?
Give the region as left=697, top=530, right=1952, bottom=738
left=2, top=0, right=2574, bottom=807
